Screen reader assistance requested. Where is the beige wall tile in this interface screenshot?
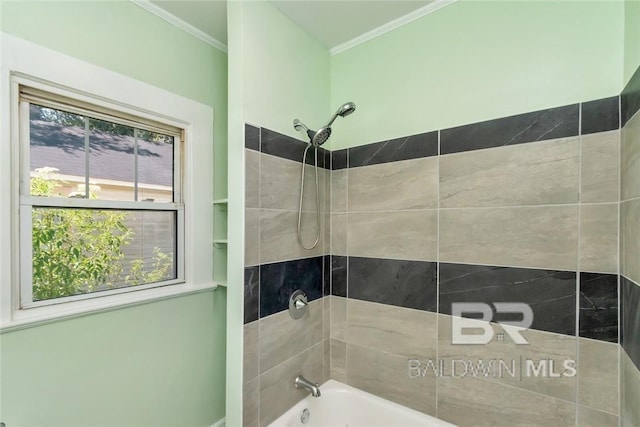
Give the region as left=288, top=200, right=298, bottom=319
left=323, top=339, right=330, bottom=384
left=440, top=137, right=579, bottom=208
left=622, top=198, right=640, bottom=284
left=348, top=157, right=438, bottom=211
left=260, top=153, right=299, bottom=210
left=622, top=113, right=640, bottom=201
left=243, top=377, right=259, bottom=427
left=330, top=213, right=347, bottom=256
left=346, top=343, right=437, bottom=416
left=323, top=212, right=330, bottom=256
left=330, top=296, right=347, bottom=341
left=347, top=299, right=437, bottom=359
left=438, top=375, right=576, bottom=427
left=259, top=342, right=324, bottom=427
left=323, top=296, right=330, bottom=340
left=440, top=206, right=579, bottom=271
left=244, top=321, right=259, bottom=384
left=330, top=339, right=347, bottom=382
left=245, top=208, right=260, bottom=267
left=348, top=210, right=437, bottom=261
left=438, top=314, right=576, bottom=402
left=260, top=154, right=326, bottom=211
left=331, top=169, right=347, bottom=213
left=581, top=131, right=620, bottom=203
left=246, top=149, right=260, bottom=209
left=580, top=203, right=618, bottom=274
left=621, top=350, right=640, bottom=427
left=259, top=299, right=323, bottom=373
left=260, top=209, right=324, bottom=264
left=577, top=405, right=619, bottom=427
left=578, top=338, right=618, bottom=414
left=319, top=168, right=328, bottom=211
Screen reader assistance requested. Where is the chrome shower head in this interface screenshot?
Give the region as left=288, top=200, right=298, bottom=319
left=336, top=102, right=356, bottom=118
left=325, top=102, right=356, bottom=127
left=293, top=102, right=355, bottom=146
left=311, top=127, right=332, bottom=147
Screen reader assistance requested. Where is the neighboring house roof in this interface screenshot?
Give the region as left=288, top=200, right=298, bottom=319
left=29, top=120, right=174, bottom=187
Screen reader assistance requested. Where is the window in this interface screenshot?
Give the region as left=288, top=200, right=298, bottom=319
left=1, top=34, right=215, bottom=329
left=18, top=83, right=185, bottom=308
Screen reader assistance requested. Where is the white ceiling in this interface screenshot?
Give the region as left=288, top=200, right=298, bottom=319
left=271, top=1, right=436, bottom=50
left=143, top=0, right=449, bottom=53
left=148, top=0, right=228, bottom=45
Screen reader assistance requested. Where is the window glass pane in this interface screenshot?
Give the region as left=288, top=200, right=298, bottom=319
left=88, top=118, right=135, bottom=201
left=137, top=131, right=174, bottom=203
left=31, top=208, right=177, bottom=302
left=29, top=105, right=86, bottom=198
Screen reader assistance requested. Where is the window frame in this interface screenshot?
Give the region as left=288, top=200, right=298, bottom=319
left=0, top=34, right=216, bottom=331
left=17, top=78, right=186, bottom=309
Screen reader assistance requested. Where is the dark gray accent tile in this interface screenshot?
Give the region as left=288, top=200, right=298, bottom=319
left=245, top=124, right=260, bottom=151
left=323, top=148, right=331, bottom=172
left=316, top=147, right=329, bottom=169
left=622, top=276, right=640, bottom=370
left=244, top=266, right=259, bottom=324
left=579, top=273, right=618, bottom=343
left=323, top=255, right=330, bottom=296
left=439, top=263, right=576, bottom=336
left=331, top=149, right=348, bottom=170
left=440, top=104, right=579, bottom=155
left=331, top=255, right=347, bottom=297
left=581, top=97, right=620, bottom=135
left=348, top=131, right=438, bottom=168
left=260, top=127, right=328, bottom=169
left=348, top=256, right=437, bottom=312
left=622, top=65, right=640, bottom=127
left=259, top=256, right=323, bottom=317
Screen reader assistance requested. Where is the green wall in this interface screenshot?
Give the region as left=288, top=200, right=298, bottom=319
left=225, top=2, right=330, bottom=425
left=625, top=0, right=640, bottom=85
left=329, top=0, right=625, bottom=149
left=0, top=1, right=227, bottom=426
left=241, top=0, right=330, bottom=139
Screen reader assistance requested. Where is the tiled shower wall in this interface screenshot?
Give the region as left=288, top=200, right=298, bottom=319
left=329, top=98, right=623, bottom=426
left=242, top=77, right=639, bottom=426
left=243, top=125, right=332, bottom=427
left=621, top=66, right=640, bottom=427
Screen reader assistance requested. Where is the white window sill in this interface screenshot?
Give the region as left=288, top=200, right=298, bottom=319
left=0, top=281, right=222, bottom=333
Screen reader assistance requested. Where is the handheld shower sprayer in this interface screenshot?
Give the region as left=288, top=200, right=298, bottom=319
left=324, top=101, right=357, bottom=128
left=292, top=102, right=356, bottom=249
left=292, top=102, right=356, bottom=147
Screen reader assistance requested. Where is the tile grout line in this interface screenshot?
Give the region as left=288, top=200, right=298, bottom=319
left=328, top=150, right=333, bottom=382
left=575, top=102, right=583, bottom=426
left=435, top=128, right=441, bottom=418
left=617, top=93, right=622, bottom=427
left=283, top=199, right=623, bottom=216
left=345, top=147, right=350, bottom=385
left=257, top=128, right=262, bottom=427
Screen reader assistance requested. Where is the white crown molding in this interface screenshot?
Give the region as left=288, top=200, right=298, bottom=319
left=130, top=0, right=228, bottom=54
left=329, top=0, right=457, bottom=56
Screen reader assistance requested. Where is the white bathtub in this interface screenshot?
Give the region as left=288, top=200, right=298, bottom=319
left=268, top=380, right=456, bottom=427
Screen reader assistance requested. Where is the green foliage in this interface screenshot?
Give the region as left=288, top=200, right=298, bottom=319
left=30, top=168, right=173, bottom=301
left=126, top=248, right=174, bottom=286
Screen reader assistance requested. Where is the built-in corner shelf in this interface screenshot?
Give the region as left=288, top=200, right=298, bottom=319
left=213, top=198, right=228, bottom=210
left=213, top=197, right=228, bottom=285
